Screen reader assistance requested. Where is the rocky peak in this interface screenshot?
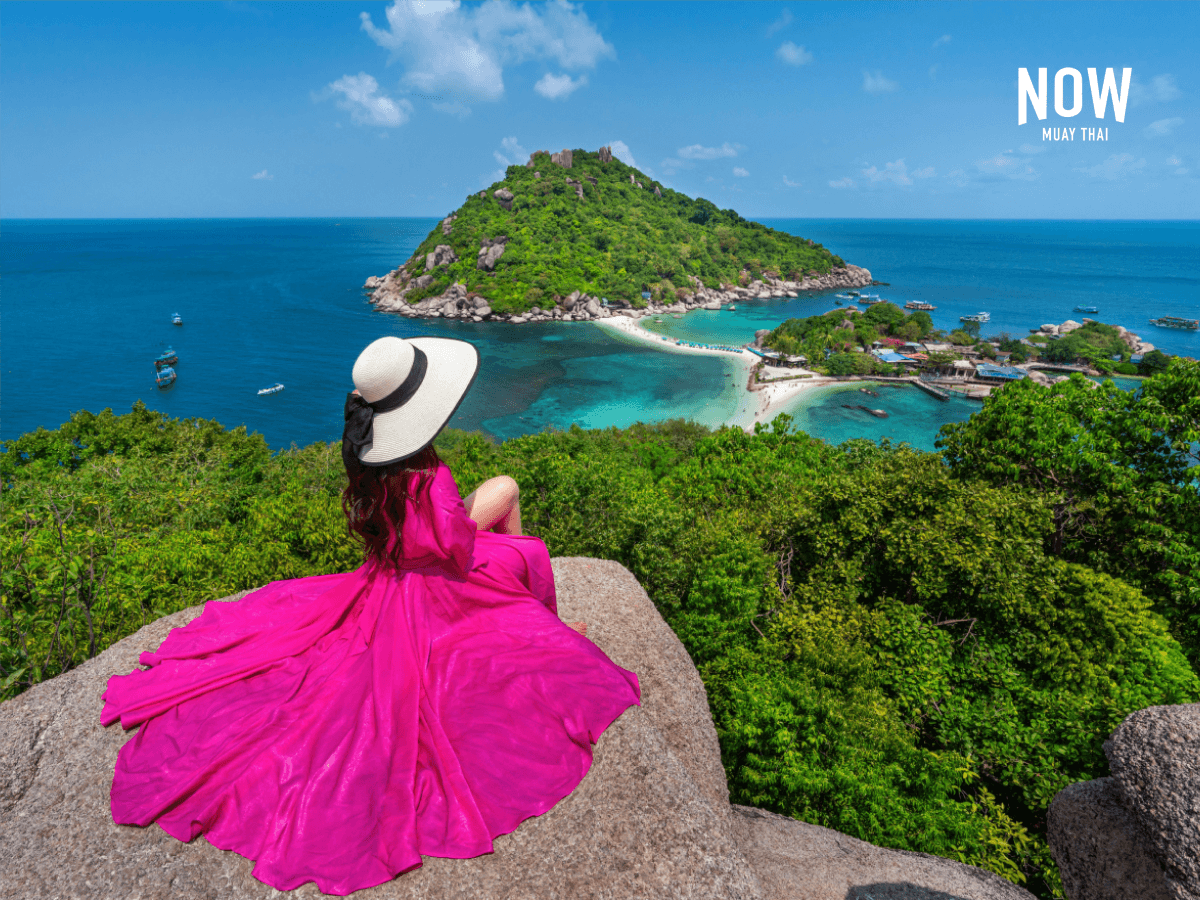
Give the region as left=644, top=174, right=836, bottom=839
left=550, top=148, right=573, bottom=169
left=598, top=145, right=613, bottom=163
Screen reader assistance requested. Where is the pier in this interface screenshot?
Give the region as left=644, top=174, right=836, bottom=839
left=912, top=379, right=950, bottom=402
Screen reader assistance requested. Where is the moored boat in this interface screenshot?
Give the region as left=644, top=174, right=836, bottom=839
left=156, top=366, right=176, bottom=389
left=960, top=312, right=991, bottom=323
left=155, top=347, right=178, bottom=368
left=905, top=301, right=936, bottom=311
left=257, top=383, right=285, bottom=396
left=1149, top=315, right=1199, bottom=330
left=1074, top=305, right=1099, bottom=314
left=172, top=312, right=183, bottom=325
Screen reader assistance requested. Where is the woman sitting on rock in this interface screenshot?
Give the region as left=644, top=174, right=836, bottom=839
left=101, top=335, right=641, bottom=896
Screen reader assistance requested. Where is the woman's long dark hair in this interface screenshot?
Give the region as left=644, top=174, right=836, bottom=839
left=342, top=445, right=440, bottom=572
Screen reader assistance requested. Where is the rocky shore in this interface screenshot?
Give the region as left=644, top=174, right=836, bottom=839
left=1038, top=318, right=1156, bottom=355
left=363, top=265, right=874, bottom=324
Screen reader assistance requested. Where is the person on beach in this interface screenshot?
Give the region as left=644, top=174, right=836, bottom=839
left=101, top=335, right=641, bottom=896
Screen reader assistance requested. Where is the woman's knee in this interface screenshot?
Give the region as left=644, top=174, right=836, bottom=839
left=491, top=475, right=519, bottom=506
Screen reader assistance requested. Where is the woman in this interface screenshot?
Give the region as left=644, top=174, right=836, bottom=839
left=101, top=335, right=641, bottom=896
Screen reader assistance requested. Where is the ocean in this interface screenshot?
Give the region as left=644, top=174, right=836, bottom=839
left=3, top=218, right=1196, bottom=454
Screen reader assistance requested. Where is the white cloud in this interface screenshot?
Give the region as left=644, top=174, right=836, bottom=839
left=678, top=142, right=739, bottom=160
left=534, top=72, right=587, bottom=99
left=783, top=175, right=801, bottom=188
left=829, top=177, right=854, bottom=189
left=863, top=70, right=898, bottom=94
left=861, top=158, right=929, bottom=186
left=733, top=167, right=749, bottom=177
left=932, top=34, right=951, bottom=48
left=974, top=150, right=1037, bottom=181
left=1075, top=153, right=1146, bottom=181
left=320, top=72, right=412, bottom=126
left=1131, top=73, right=1181, bottom=107
left=1145, top=117, right=1184, bottom=138
left=494, top=136, right=529, bottom=169
left=251, top=169, right=273, bottom=180
left=776, top=41, right=812, bottom=66
left=609, top=140, right=638, bottom=169
left=1166, top=155, right=1182, bottom=166
left=360, top=0, right=614, bottom=105
left=1175, top=167, right=1190, bottom=175
left=766, top=9, right=792, bottom=36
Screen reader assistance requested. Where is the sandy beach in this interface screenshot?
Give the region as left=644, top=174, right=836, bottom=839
left=593, top=315, right=836, bottom=429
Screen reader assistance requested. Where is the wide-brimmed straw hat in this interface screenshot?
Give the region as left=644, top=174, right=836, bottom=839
left=344, top=335, right=479, bottom=466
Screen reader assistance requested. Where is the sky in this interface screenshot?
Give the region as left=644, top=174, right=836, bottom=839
left=3, top=1, right=1197, bottom=219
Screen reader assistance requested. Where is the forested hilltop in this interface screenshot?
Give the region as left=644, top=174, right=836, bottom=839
left=4, top=359, right=1198, bottom=898
left=364, top=146, right=867, bottom=318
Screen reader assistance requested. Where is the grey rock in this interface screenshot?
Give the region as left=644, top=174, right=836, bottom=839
left=654, top=185, right=662, bottom=197
left=476, top=305, right=491, bottom=318
left=424, top=244, right=458, bottom=272
left=364, top=275, right=380, bottom=289
left=549, top=148, right=573, bottom=169
left=1106, top=704, right=1200, bottom=900
left=598, top=145, right=613, bottom=163
left=526, top=150, right=549, bottom=168
left=585, top=298, right=601, bottom=317
left=734, top=805, right=1034, bottom=900
left=754, top=329, right=771, bottom=348
left=439, top=214, right=456, bottom=236
left=0, top=559, right=1034, bottom=900
left=413, top=273, right=434, bottom=290
left=476, top=243, right=506, bottom=271
left=1048, top=778, right=1172, bottom=900
left=493, top=188, right=514, bottom=211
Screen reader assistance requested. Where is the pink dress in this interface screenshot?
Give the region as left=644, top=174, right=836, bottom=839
left=101, top=463, right=640, bottom=896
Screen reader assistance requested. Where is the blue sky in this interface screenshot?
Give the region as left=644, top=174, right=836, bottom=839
left=3, top=1, right=1196, bottom=218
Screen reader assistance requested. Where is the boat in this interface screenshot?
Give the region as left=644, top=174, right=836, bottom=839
left=835, top=293, right=853, bottom=300
left=154, top=347, right=178, bottom=368
left=960, top=312, right=991, bottom=323
left=156, top=366, right=176, bottom=389
left=1074, top=305, right=1099, bottom=314
left=728, top=305, right=737, bottom=311
left=171, top=312, right=183, bottom=325
left=864, top=297, right=887, bottom=305
left=905, top=301, right=936, bottom=311
left=1149, top=315, right=1199, bottom=331
left=257, top=383, right=285, bottom=396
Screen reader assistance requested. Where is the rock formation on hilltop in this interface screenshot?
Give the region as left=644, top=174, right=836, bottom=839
left=362, top=146, right=871, bottom=324
left=1, top=558, right=1028, bottom=900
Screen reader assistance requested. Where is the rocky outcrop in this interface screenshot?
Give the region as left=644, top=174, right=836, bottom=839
left=597, top=145, right=613, bottom=163
left=565, top=177, right=584, bottom=199
left=0, top=558, right=1033, bottom=900
left=1049, top=703, right=1200, bottom=900
left=492, top=188, right=514, bottom=211
left=476, top=236, right=508, bottom=272
left=424, top=244, right=457, bottom=271
left=439, top=214, right=456, bottom=236
left=550, top=148, right=573, bottom=169
left=363, top=263, right=872, bottom=325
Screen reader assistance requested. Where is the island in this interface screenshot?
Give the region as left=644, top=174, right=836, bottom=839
left=364, top=146, right=872, bottom=323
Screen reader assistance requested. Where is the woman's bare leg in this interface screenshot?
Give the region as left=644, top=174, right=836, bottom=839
left=462, top=475, right=522, bottom=535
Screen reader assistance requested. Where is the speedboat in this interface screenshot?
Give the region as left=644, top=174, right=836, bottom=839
left=960, top=312, right=991, bottom=323
left=257, top=383, right=285, bottom=395
left=1073, top=305, right=1099, bottom=314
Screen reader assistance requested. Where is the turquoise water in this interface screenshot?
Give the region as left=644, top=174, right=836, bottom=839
left=2, top=218, right=1195, bottom=451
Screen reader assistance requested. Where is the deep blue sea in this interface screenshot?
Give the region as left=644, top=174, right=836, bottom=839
left=3, top=218, right=1197, bottom=454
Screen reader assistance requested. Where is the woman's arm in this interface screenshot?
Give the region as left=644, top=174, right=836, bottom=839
left=462, top=476, right=522, bottom=535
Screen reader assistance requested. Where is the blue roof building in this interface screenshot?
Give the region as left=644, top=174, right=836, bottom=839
left=975, top=364, right=1027, bottom=381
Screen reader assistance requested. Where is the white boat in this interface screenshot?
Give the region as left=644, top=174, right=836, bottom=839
left=257, top=383, right=285, bottom=396
left=960, top=312, right=991, bottom=323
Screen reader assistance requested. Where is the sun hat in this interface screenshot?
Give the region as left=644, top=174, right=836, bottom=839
left=343, top=335, right=479, bottom=467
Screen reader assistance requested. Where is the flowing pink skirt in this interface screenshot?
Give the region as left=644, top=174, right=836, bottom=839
left=102, top=532, right=640, bottom=895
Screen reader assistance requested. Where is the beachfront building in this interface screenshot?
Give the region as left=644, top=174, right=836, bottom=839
left=759, top=350, right=808, bottom=368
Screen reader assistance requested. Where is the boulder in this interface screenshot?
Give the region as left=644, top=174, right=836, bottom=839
left=439, top=215, right=457, bottom=236
left=1048, top=779, right=1172, bottom=900
left=476, top=305, right=492, bottom=318
left=365, top=276, right=380, bottom=289
left=704, top=301, right=721, bottom=311
left=493, top=188, right=514, bottom=211
left=585, top=298, right=601, bottom=317
left=424, top=245, right=458, bottom=272
left=476, top=243, right=506, bottom=272
left=413, top=273, right=434, bottom=290
left=754, top=329, right=771, bottom=348
left=1041, top=324, right=1059, bottom=334
left=0, top=559, right=1035, bottom=900
left=1105, top=704, right=1200, bottom=900
left=654, top=185, right=662, bottom=197
left=1059, top=319, right=1082, bottom=333
left=597, top=145, right=613, bottom=163
left=549, top=148, right=573, bottom=169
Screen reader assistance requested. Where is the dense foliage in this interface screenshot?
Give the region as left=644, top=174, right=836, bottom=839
left=400, top=149, right=844, bottom=314
left=764, top=303, right=936, bottom=373
left=5, top=359, right=1198, bottom=899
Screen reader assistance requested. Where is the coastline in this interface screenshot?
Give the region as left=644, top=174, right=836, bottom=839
left=593, top=315, right=837, bottom=430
